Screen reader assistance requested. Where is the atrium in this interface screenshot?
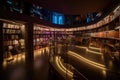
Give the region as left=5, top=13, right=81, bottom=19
left=0, top=0, right=120, bottom=80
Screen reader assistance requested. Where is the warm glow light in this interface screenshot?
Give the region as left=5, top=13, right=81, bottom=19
left=68, top=51, right=106, bottom=70
left=3, top=60, right=7, bottom=68
left=102, top=70, right=106, bottom=77
left=114, top=6, right=120, bottom=12
left=3, top=47, right=48, bottom=67
left=86, top=49, right=102, bottom=55
left=22, top=55, right=25, bottom=60
left=76, top=46, right=102, bottom=55
left=55, top=56, right=73, bottom=78
left=58, top=57, right=73, bottom=76
left=17, top=54, right=22, bottom=62
left=89, top=46, right=101, bottom=50
left=76, top=46, right=87, bottom=49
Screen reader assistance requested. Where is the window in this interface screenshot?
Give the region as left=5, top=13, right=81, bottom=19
left=53, top=14, right=57, bottom=24
left=52, top=12, right=64, bottom=25
left=58, top=15, right=63, bottom=24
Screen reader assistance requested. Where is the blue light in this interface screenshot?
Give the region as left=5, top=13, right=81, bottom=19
left=13, top=8, right=20, bottom=12
left=58, top=16, right=62, bottom=24
left=52, top=12, right=64, bottom=25
left=6, top=0, right=13, bottom=4
left=58, top=16, right=64, bottom=25
left=53, top=14, right=57, bottom=24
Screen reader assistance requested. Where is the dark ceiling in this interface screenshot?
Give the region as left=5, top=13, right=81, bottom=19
left=26, top=0, right=119, bottom=15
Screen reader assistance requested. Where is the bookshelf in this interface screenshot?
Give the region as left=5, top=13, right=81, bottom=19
left=33, top=24, right=73, bottom=51
left=3, top=22, right=25, bottom=62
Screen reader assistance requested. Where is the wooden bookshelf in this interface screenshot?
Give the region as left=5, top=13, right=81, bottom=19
left=3, top=23, right=25, bottom=59
left=33, top=24, right=73, bottom=50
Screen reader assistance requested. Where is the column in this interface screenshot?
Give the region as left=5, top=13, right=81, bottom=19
left=25, top=23, right=34, bottom=80
left=0, top=21, right=4, bottom=79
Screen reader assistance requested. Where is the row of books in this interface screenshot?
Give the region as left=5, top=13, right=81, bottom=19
left=4, top=35, right=20, bottom=40
left=90, top=30, right=120, bottom=39
left=3, top=23, right=25, bottom=56
left=33, top=6, right=120, bottom=32
left=3, top=23, right=20, bottom=29
left=4, top=39, right=25, bottom=46
left=34, top=31, right=73, bottom=35
left=3, top=29, right=21, bottom=34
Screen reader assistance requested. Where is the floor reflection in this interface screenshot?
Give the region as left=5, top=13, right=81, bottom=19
left=3, top=45, right=120, bottom=80
left=4, top=47, right=49, bottom=80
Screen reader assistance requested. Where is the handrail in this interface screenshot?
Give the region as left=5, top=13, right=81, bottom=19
left=73, top=69, right=88, bottom=80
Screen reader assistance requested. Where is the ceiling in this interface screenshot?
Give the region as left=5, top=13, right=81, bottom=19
left=26, top=0, right=119, bottom=15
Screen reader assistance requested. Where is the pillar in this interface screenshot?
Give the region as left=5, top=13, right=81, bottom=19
left=0, top=21, right=4, bottom=79
left=25, top=23, right=34, bottom=80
